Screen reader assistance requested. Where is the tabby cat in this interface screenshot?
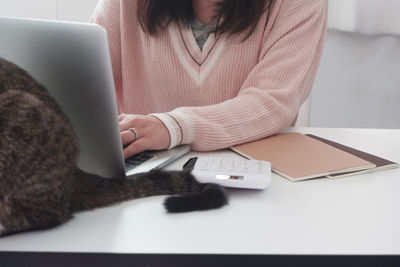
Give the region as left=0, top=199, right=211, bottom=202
left=0, top=58, right=228, bottom=236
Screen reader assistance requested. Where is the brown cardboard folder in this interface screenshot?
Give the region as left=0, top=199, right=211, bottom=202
left=231, top=132, right=377, bottom=181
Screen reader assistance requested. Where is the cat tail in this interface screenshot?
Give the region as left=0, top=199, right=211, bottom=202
left=164, top=183, right=228, bottom=213
left=71, top=168, right=228, bottom=213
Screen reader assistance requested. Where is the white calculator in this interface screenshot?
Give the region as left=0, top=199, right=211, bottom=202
left=185, top=156, right=271, bottom=189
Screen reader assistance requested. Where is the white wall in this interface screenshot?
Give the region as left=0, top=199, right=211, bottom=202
left=327, top=0, right=400, bottom=35
left=56, top=0, right=99, bottom=22
left=0, top=0, right=57, bottom=20
left=297, top=0, right=400, bottom=127
left=0, top=0, right=99, bottom=22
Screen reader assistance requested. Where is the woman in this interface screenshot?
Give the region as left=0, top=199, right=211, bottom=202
left=90, top=0, right=328, bottom=159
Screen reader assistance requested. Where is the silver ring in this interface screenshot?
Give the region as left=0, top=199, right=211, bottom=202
left=129, top=128, right=138, bottom=141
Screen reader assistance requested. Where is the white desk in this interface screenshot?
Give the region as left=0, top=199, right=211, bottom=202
left=1, top=127, right=399, bottom=255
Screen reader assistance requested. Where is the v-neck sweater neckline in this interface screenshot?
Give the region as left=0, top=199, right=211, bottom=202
left=177, top=21, right=221, bottom=66
left=169, top=21, right=227, bottom=85
left=190, top=18, right=218, bottom=51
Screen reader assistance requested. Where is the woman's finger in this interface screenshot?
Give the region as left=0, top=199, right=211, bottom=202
left=119, top=115, right=144, bottom=132
left=121, top=128, right=141, bottom=146
left=119, top=118, right=132, bottom=132
left=118, top=113, right=126, bottom=122
left=123, top=137, right=148, bottom=159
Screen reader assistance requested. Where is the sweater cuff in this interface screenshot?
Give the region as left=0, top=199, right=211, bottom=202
left=150, top=111, right=195, bottom=149
left=150, top=113, right=182, bottom=149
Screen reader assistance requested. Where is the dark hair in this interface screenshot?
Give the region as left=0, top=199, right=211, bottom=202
left=138, top=0, right=271, bottom=40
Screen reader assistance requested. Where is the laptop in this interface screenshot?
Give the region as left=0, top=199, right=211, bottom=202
left=0, top=16, right=190, bottom=178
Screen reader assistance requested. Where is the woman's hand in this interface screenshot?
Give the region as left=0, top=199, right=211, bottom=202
left=119, top=114, right=170, bottom=159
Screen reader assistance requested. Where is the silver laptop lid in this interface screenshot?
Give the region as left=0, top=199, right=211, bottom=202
left=0, top=17, right=126, bottom=178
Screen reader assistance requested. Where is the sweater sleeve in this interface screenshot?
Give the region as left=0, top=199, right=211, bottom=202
left=154, top=0, right=328, bottom=151
left=89, top=0, right=123, bottom=112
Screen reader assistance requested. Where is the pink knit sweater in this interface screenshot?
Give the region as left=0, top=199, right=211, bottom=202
left=90, top=0, right=328, bottom=151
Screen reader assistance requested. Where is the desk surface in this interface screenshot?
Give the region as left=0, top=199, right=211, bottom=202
left=0, top=127, right=399, bottom=255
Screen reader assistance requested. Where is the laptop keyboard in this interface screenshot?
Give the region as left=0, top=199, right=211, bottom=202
left=125, top=153, right=153, bottom=169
